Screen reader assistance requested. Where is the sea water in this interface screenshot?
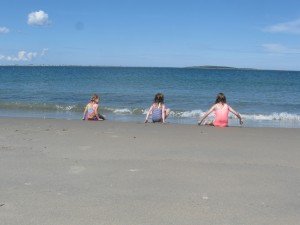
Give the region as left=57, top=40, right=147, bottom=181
left=0, top=66, right=299, bottom=128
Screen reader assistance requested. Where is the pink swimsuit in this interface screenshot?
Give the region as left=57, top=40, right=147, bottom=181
left=213, top=104, right=229, bottom=127
left=85, top=103, right=98, bottom=120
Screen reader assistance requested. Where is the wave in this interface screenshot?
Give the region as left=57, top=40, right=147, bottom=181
left=112, top=108, right=144, bottom=114
left=240, top=112, right=300, bottom=121
left=0, top=102, right=299, bottom=121
left=0, top=102, right=83, bottom=112
left=106, top=109, right=300, bottom=122
left=172, top=109, right=205, bottom=118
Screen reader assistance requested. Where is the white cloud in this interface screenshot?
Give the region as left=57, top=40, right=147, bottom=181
left=10, top=51, right=38, bottom=61
left=262, top=43, right=300, bottom=54
left=41, top=48, right=49, bottom=56
left=0, top=49, right=48, bottom=62
left=264, top=19, right=300, bottom=34
left=27, top=10, right=50, bottom=26
left=18, top=51, right=27, bottom=60
left=27, top=52, right=38, bottom=60
left=262, top=43, right=287, bottom=53
left=0, top=26, right=10, bottom=34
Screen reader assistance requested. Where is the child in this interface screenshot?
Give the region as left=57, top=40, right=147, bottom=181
left=145, top=93, right=170, bottom=123
left=198, top=93, right=243, bottom=127
left=82, top=94, right=105, bottom=121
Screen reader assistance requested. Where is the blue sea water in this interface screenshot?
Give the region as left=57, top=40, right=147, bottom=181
left=0, top=66, right=300, bottom=128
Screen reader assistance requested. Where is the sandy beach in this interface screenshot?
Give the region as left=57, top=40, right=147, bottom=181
left=0, top=118, right=299, bottom=225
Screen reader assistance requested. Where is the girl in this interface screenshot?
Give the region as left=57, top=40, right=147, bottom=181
left=82, top=94, right=105, bottom=121
left=198, top=93, right=243, bottom=127
left=145, top=93, right=170, bottom=123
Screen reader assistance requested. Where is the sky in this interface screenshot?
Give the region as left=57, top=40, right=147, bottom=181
left=1, top=0, right=300, bottom=70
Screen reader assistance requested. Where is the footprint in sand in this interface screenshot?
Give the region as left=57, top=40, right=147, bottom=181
left=69, top=166, right=86, bottom=174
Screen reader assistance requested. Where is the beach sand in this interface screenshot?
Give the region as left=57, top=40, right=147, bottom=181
left=0, top=118, right=299, bottom=225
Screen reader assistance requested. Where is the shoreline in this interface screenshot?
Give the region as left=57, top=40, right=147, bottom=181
left=1, top=115, right=300, bottom=129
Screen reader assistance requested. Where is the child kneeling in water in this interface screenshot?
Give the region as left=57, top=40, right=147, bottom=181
left=82, top=94, right=105, bottom=121
left=145, top=93, right=170, bottom=123
left=198, top=93, right=243, bottom=127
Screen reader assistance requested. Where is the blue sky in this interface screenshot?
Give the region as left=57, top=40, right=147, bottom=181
left=1, top=0, right=300, bottom=70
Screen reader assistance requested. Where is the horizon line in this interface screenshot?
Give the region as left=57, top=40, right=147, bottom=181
left=0, top=64, right=299, bottom=72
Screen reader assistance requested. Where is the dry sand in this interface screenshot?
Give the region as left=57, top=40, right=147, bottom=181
left=0, top=118, right=299, bottom=225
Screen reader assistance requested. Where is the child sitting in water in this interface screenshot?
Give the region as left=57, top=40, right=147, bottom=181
left=82, top=94, right=105, bottom=121
left=198, top=93, right=243, bottom=127
left=145, top=93, right=170, bottom=123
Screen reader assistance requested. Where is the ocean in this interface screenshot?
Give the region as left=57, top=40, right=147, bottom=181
left=0, top=66, right=299, bottom=128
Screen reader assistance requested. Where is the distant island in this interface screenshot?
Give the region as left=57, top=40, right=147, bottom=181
left=185, top=65, right=256, bottom=70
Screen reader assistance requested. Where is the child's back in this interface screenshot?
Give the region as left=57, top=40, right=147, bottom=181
left=198, top=93, right=243, bottom=127
left=151, top=103, right=164, bottom=122
left=213, top=103, right=229, bottom=127
left=145, top=93, right=170, bottom=123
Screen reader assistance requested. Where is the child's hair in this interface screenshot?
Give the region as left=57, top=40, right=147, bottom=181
left=215, top=93, right=226, bottom=104
left=90, top=94, right=99, bottom=102
left=154, top=93, right=164, bottom=104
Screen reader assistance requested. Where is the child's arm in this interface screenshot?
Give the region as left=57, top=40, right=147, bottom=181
left=162, top=104, right=166, bottom=123
left=145, top=105, right=153, bottom=123
left=198, top=105, right=215, bottom=125
left=93, top=104, right=101, bottom=120
left=82, top=105, right=88, bottom=120
left=228, top=105, right=243, bottom=125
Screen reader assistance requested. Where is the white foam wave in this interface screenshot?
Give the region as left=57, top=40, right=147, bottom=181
left=241, top=112, right=300, bottom=121
left=105, top=107, right=300, bottom=122
left=104, top=107, right=147, bottom=115
left=55, top=105, right=77, bottom=111
left=178, top=110, right=204, bottom=118
left=113, top=108, right=132, bottom=114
